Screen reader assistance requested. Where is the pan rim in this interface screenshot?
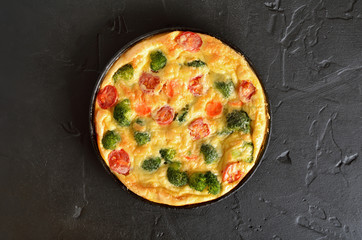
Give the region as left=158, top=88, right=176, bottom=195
left=89, top=27, right=271, bottom=209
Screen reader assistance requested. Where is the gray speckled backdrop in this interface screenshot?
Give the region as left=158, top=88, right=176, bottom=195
left=1, top=0, right=361, bottom=239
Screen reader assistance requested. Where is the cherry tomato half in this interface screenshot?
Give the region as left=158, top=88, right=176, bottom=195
left=175, top=31, right=203, bottom=52
left=139, top=72, right=160, bottom=94
left=153, top=105, right=175, bottom=125
left=238, top=80, right=256, bottom=102
left=222, top=162, right=243, bottom=183
left=188, top=75, right=203, bottom=96
left=108, top=149, right=130, bottom=175
left=97, top=85, right=118, bottom=109
left=188, top=118, right=210, bottom=140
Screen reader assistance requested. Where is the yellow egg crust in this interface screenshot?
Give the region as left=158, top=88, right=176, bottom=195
left=94, top=31, right=269, bottom=206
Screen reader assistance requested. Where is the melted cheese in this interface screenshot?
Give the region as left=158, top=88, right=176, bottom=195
left=94, top=31, right=269, bottom=206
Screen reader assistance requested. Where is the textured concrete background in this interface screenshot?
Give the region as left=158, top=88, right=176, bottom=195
left=1, top=0, right=361, bottom=239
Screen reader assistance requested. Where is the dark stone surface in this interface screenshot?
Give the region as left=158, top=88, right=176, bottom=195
left=1, top=0, right=361, bottom=239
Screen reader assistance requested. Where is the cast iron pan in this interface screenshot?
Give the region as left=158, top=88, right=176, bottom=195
left=89, top=27, right=271, bottom=209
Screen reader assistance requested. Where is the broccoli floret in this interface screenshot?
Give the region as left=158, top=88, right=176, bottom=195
left=101, top=130, right=121, bottom=150
left=150, top=50, right=167, bottom=72
left=134, top=131, right=151, bottom=146
left=226, top=110, right=251, bottom=133
left=214, top=80, right=234, bottom=98
left=135, top=118, right=145, bottom=126
left=205, top=171, right=221, bottom=195
left=169, top=161, right=181, bottom=170
left=231, top=142, right=254, bottom=163
left=141, top=157, right=161, bottom=171
left=186, top=60, right=206, bottom=67
left=188, top=172, right=207, bottom=191
left=200, top=144, right=219, bottom=164
left=113, top=64, right=134, bottom=82
left=118, top=99, right=131, bottom=111
left=133, top=118, right=145, bottom=129
left=167, top=163, right=188, bottom=187
left=217, top=128, right=234, bottom=136
left=113, top=99, right=132, bottom=126
left=177, top=104, right=189, bottom=123
left=159, top=148, right=176, bottom=163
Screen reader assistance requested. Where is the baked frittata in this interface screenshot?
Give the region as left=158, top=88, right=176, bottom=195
left=94, top=31, right=269, bottom=206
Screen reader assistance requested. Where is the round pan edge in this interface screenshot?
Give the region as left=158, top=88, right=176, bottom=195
left=89, top=27, right=271, bottom=210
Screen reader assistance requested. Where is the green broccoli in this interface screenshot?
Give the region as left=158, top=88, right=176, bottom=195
left=205, top=171, right=221, bottom=195
left=169, top=161, right=181, bottom=170
left=217, top=128, right=234, bottom=136
left=113, top=99, right=132, bottom=126
left=200, top=144, right=219, bottom=164
left=214, top=80, right=234, bottom=98
left=135, top=118, right=145, bottom=126
left=188, top=172, right=207, bottom=191
left=141, top=157, right=161, bottom=171
left=167, top=163, right=188, bottom=187
left=101, top=130, right=121, bottom=150
left=177, top=104, right=189, bottom=123
left=186, top=60, right=206, bottom=67
left=113, top=64, right=134, bottom=82
left=134, top=131, right=151, bottom=146
left=150, top=50, right=167, bottom=72
left=159, top=148, right=176, bottom=163
left=231, top=142, right=254, bottom=163
left=226, top=110, right=251, bottom=133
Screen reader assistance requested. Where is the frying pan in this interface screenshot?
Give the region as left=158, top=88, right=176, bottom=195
left=89, top=27, right=271, bottom=209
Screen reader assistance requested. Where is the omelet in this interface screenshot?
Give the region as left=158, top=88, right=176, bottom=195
left=93, top=31, right=269, bottom=206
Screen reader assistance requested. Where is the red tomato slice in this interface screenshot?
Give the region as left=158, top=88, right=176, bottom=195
left=153, top=105, right=175, bottom=125
left=222, top=162, right=243, bottom=183
left=108, top=149, right=130, bottom=175
left=175, top=32, right=203, bottom=52
left=139, top=72, right=160, bottom=94
left=188, top=75, right=203, bottom=96
left=97, top=85, right=118, bottom=109
left=205, top=100, right=223, bottom=117
left=238, top=80, right=256, bottom=102
left=188, top=118, right=210, bottom=140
